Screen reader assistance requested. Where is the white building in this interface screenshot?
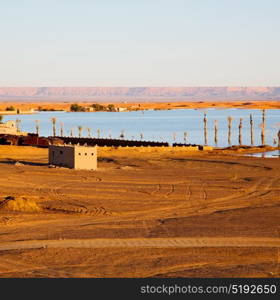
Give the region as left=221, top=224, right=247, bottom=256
left=0, top=120, right=27, bottom=136
left=49, top=144, right=97, bottom=170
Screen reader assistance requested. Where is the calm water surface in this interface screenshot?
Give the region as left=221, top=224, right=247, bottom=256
left=2, top=108, right=280, bottom=147
left=246, top=150, right=280, bottom=158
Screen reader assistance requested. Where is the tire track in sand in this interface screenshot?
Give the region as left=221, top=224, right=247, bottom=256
left=0, top=237, right=279, bottom=251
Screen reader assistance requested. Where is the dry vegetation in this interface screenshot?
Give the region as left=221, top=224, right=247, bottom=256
left=0, top=145, right=279, bottom=277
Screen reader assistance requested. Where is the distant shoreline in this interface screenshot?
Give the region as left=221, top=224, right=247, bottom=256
left=0, top=100, right=279, bottom=113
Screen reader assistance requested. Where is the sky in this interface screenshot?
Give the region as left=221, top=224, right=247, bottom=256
left=0, top=0, right=280, bottom=86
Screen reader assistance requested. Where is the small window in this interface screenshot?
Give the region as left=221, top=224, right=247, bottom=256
left=60, top=150, right=63, bottom=155
left=85, top=153, right=87, bottom=156
left=91, top=153, right=94, bottom=156
left=78, top=153, right=81, bottom=155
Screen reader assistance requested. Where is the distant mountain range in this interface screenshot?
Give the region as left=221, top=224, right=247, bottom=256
left=0, top=87, right=280, bottom=101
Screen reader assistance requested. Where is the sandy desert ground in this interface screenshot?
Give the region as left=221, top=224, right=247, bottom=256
left=0, top=145, right=279, bottom=278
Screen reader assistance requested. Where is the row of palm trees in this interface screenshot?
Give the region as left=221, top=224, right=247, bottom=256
left=48, top=117, right=190, bottom=141
left=9, top=112, right=280, bottom=146
left=50, top=117, right=118, bottom=139
left=50, top=113, right=275, bottom=146
left=51, top=117, right=90, bottom=138
left=202, top=109, right=279, bottom=146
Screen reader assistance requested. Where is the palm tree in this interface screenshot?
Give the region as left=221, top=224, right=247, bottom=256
left=87, top=128, right=91, bottom=138
left=250, top=114, right=254, bottom=146
left=78, top=126, right=83, bottom=138
left=203, top=112, right=208, bottom=145
left=60, top=122, right=64, bottom=137
left=183, top=132, right=188, bottom=144
left=70, top=128, right=74, bottom=137
left=214, top=120, right=218, bottom=145
left=51, top=117, right=57, bottom=136
left=239, top=118, right=243, bottom=145
left=227, top=116, right=232, bottom=145
left=119, top=129, right=125, bottom=139
left=35, top=120, right=40, bottom=135
left=15, top=118, right=21, bottom=132
left=261, top=109, right=266, bottom=145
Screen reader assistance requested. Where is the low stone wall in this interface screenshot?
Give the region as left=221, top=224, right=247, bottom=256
left=55, top=136, right=169, bottom=147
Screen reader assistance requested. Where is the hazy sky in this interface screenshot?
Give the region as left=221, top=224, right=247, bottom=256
left=0, top=0, right=279, bottom=86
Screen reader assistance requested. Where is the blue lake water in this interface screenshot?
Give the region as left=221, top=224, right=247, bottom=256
left=246, top=150, right=280, bottom=158
left=2, top=108, right=280, bottom=147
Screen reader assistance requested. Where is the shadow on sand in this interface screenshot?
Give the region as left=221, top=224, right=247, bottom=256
left=0, top=159, right=48, bottom=167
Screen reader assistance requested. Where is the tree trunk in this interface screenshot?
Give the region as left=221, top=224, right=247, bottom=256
left=60, top=122, right=64, bottom=137
left=35, top=120, right=40, bottom=136
left=203, top=113, right=208, bottom=145
left=183, top=132, right=188, bottom=144
left=51, top=117, right=56, bottom=137
left=261, top=109, right=266, bottom=145
left=78, top=126, right=83, bottom=138
left=214, top=120, right=218, bottom=146
left=227, top=116, right=232, bottom=146
left=250, top=114, right=254, bottom=146
left=239, top=118, right=243, bottom=145
left=87, top=128, right=91, bottom=138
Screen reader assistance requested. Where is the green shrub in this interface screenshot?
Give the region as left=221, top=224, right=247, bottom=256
left=6, top=106, right=15, bottom=111
left=70, top=103, right=86, bottom=112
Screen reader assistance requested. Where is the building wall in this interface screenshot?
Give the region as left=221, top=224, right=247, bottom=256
left=74, top=146, right=97, bottom=170
left=49, top=145, right=75, bottom=168
left=48, top=145, right=97, bottom=170
left=117, top=107, right=127, bottom=112
left=0, top=120, right=28, bottom=136
left=0, top=121, right=18, bottom=135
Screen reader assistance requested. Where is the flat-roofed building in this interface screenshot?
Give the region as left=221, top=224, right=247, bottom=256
left=48, top=144, right=97, bottom=170
left=117, top=107, right=127, bottom=112
left=0, top=120, right=27, bottom=136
